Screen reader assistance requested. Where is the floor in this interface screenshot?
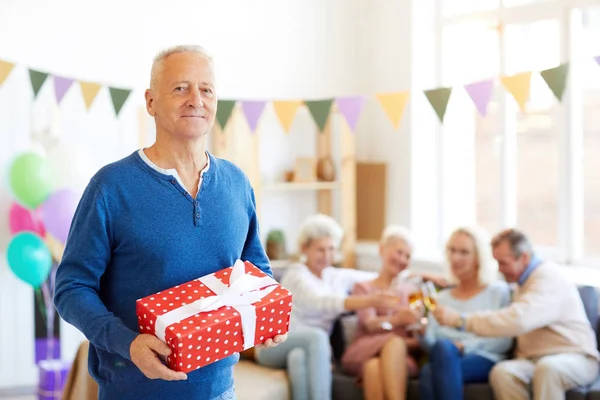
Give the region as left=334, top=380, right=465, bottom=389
left=0, top=387, right=35, bottom=400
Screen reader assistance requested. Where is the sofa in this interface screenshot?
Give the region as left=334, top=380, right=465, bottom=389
left=330, top=285, right=600, bottom=400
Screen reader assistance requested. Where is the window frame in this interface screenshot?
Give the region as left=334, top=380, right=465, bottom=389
left=434, top=0, right=600, bottom=267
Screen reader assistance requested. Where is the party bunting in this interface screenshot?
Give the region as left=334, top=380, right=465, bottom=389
left=376, top=92, right=409, bottom=130
left=53, top=76, right=74, bottom=104
left=500, top=72, right=532, bottom=112
left=0, top=60, right=15, bottom=86
left=109, top=87, right=132, bottom=116
left=336, top=96, right=366, bottom=132
left=241, top=100, right=267, bottom=132
left=216, top=100, right=236, bottom=129
left=29, top=69, right=49, bottom=98
left=305, top=100, right=333, bottom=132
left=464, top=79, right=494, bottom=117
left=424, top=87, right=452, bottom=123
left=272, top=100, right=303, bottom=133
left=79, top=81, right=102, bottom=110
left=540, top=63, right=569, bottom=101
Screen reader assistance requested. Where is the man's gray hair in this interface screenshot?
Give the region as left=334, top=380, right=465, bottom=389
left=150, top=45, right=214, bottom=89
left=491, top=228, right=533, bottom=259
left=297, top=214, right=344, bottom=250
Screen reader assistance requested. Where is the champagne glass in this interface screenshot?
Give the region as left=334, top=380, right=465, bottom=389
left=421, top=280, right=438, bottom=325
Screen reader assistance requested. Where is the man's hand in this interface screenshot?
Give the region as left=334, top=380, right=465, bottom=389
left=432, top=306, right=461, bottom=327
left=130, top=334, right=187, bottom=381
left=256, top=333, right=288, bottom=349
left=369, top=292, right=402, bottom=309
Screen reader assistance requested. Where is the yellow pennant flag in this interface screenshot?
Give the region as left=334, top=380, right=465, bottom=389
left=0, top=60, right=15, bottom=86
left=273, top=100, right=303, bottom=133
left=45, top=232, right=65, bottom=263
left=79, top=81, right=102, bottom=110
left=376, top=91, right=410, bottom=130
left=500, top=72, right=532, bottom=112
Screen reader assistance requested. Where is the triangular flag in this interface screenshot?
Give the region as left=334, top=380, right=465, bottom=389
left=109, top=87, right=132, bottom=116
left=0, top=60, right=15, bottom=86
left=241, top=100, right=267, bottom=132
left=272, top=100, right=303, bottom=133
left=79, top=81, right=102, bottom=109
left=305, top=100, right=333, bottom=132
left=29, top=69, right=49, bottom=98
left=336, top=96, right=366, bottom=132
left=595, top=56, right=600, bottom=66
left=464, top=79, right=494, bottom=117
left=53, top=76, right=75, bottom=104
left=375, top=92, right=409, bottom=130
left=424, top=87, right=453, bottom=123
left=540, top=63, right=569, bottom=101
left=500, top=72, right=532, bottom=112
left=216, top=100, right=236, bottom=129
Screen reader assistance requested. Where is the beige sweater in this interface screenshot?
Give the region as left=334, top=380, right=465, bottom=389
left=466, top=262, right=600, bottom=360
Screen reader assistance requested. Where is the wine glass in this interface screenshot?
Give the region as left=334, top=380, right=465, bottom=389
left=420, top=280, right=438, bottom=324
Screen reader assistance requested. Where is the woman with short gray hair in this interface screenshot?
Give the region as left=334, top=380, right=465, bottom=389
left=255, top=214, right=399, bottom=400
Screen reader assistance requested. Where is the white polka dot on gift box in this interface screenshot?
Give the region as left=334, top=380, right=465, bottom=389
left=253, top=288, right=292, bottom=345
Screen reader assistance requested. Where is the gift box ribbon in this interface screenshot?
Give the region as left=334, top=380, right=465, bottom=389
left=155, top=260, right=279, bottom=349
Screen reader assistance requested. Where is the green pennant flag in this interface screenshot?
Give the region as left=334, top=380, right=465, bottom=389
left=216, top=100, right=236, bottom=129
left=109, top=87, right=132, bottom=116
left=29, top=69, right=49, bottom=98
left=424, top=87, right=452, bottom=123
left=305, top=99, right=333, bottom=131
left=540, top=63, right=569, bottom=101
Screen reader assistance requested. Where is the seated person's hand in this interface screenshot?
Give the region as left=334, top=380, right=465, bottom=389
left=391, top=306, right=421, bottom=326
left=432, top=306, right=460, bottom=327
left=369, top=292, right=402, bottom=309
left=256, top=333, right=288, bottom=349
left=453, top=341, right=464, bottom=353
left=130, top=334, right=187, bottom=381
left=420, top=272, right=452, bottom=288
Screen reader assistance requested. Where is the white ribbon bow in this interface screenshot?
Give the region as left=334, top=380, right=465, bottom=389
left=155, top=260, right=278, bottom=350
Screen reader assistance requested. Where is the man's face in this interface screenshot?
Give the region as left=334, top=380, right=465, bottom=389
left=493, top=241, right=530, bottom=283
left=145, top=52, right=217, bottom=139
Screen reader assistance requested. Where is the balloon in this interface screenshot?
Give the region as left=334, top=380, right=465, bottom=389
left=6, top=232, right=52, bottom=288
left=8, top=202, right=45, bottom=236
left=47, top=142, right=95, bottom=193
left=9, top=153, right=53, bottom=209
left=41, top=189, right=79, bottom=244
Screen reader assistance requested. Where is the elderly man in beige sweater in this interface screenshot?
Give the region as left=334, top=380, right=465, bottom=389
left=434, top=228, right=599, bottom=400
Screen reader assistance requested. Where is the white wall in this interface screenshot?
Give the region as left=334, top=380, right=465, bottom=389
left=0, top=0, right=417, bottom=388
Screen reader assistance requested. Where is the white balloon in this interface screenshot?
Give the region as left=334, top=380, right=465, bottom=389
left=47, top=142, right=96, bottom=193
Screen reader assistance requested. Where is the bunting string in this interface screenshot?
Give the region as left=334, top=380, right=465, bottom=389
left=0, top=57, right=598, bottom=127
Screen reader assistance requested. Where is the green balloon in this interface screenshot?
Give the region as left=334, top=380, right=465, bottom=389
left=9, top=153, right=52, bottom=209
left=6, top=232, right=52, bottom=288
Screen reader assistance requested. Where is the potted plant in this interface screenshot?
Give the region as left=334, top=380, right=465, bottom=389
left=266, top=229, right=286, bottom=260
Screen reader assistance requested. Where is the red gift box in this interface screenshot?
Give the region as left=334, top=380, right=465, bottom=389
left=136, top=260, right=292, bottom=373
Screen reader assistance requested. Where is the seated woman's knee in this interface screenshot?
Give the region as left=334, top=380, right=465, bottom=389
left=383, top=335, right=407, bottom=354
left=429, top=338, right=457, bottom=360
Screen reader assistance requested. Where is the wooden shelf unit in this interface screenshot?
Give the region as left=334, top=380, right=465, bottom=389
left=210, top=104, right=356, bottom=269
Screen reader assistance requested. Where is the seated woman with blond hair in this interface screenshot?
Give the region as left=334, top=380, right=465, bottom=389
left=420, top=226, right=513, bottom=400
left=255, top=214, right=399, bottom=400
left=341, top=226, right=424, bottom=400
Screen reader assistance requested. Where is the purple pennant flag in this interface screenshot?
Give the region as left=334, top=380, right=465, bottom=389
left=53, top=76, right=74, bottom=104
left=336, top=96, right=366, bottom=132
left=241, top=101, right=267, bottom=132
left=464, top=79, right=495, bottom=117
left=595, top=55, right=600, bottom=67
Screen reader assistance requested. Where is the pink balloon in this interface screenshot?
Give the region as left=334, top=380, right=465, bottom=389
left=9, top=202, right=46, bottom=236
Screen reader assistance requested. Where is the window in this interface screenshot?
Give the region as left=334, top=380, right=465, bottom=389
left=436, top=0, right=600, bottom=266
left=582, top=7, right=600, bottom=260
left=505, top=20, right=560, bottom=247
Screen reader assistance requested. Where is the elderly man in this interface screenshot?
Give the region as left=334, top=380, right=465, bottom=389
left=54, top=45, right=285, bottom=400
left=434, top=228, right=599, bottom=400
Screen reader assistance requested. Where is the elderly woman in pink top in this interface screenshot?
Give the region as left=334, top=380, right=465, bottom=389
left=341, top=226, right=424, bottom=400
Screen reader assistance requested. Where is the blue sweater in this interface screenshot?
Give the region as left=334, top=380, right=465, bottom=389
left=54, top=151, right=271, bottom=400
